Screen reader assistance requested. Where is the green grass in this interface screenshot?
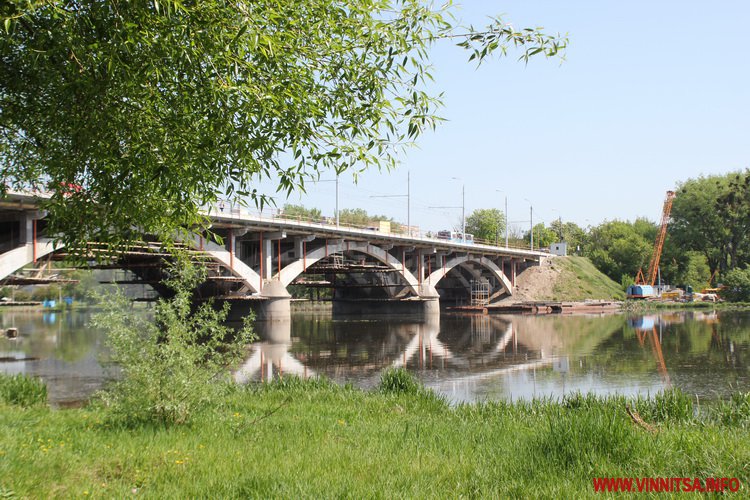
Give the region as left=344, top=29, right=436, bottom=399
left=1, top=373, right=749, bottom=497
left=0, top=374, right=47, bottom=407
left=551, top=256, right=625, bottom=301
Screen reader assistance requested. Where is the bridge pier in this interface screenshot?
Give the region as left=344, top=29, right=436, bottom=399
left=418, top=283, right=440, bottom=316
left=257, top=280, right=291, bottom=321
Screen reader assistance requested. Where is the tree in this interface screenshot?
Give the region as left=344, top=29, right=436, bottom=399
left=669, top=171, right=750, bottom=275
left=585, top=220, right=654, bottom=283
left=281, top=204, right=322, bottom=222
left=338, top=208, right=402, bottom=232
left=1, top=1, right=565, bottom=250
left=525, top=223, right=557, bottom=250
left=720, top=267, right=750, bottom=302
left=0, top=0, right=565, bottom=250
left=465, top=208, right=505, bottom=244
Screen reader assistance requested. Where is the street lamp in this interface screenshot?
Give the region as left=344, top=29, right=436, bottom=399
left=317, top=174, right=340, bottom=227
left=524, top=198, right=533, bottom=250
left=370, top=171, right=410, bottom=235
left=496, top=190, right=508, bottom=248
left=451, top=177, right=465, bottom=242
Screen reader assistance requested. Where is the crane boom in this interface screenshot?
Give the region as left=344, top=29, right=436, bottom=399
left=645, top=190, right=676, bottom=286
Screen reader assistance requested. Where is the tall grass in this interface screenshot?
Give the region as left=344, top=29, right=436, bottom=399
left=1, top=377, right=748, bottom=497
left=378, top=367, right=422, bottom=394
left=0, top=373, right=47, bottom=407
left=716, top=392, right=750, bottom=427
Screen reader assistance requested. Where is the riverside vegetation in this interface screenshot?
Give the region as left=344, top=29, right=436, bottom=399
left=1, top=371, right=750, bottom=497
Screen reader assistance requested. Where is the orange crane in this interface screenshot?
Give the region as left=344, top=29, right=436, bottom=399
left=630, top=191, right=676, bottom=297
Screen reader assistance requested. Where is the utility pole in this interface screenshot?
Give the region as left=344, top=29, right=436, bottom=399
left=369, top=171, right=410, bottom=235
left=451, top=177, right=465, bottom=242
left=496, top=189, right=508, bottom=248
left=317, top=175, right=340, bottom=226
left=505, top=196, right=509, bottom=248
left=461, top=183, right=465, bottom=242
left=525, top=199, right=533, bottom=250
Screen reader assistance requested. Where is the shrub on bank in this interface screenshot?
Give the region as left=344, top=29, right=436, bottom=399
left=91, top=255, right=255, bottom=427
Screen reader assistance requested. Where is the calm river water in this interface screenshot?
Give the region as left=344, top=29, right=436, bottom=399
left=1, top=308, right=749, bottom=405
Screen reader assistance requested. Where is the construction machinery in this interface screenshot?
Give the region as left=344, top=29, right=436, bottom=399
left=627, top=190, right=676, bottom=299
left=701, top=269, right=722, bottom=294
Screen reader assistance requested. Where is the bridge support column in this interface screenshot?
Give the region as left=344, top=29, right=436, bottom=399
left=418, top=283, right=440, bottom=316
left=257, top=279, right=291, bottom=321
left=18, top=212, right=34, bottom=244
left=262, top=238, right=273, bottom=280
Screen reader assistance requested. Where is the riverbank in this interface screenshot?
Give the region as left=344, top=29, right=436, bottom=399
left=1, top=376, right=749, bottom=497
left=623, top=300, right=750, bottom=312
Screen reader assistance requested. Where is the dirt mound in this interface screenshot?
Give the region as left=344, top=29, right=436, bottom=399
left=500, top=256, right=624, bottom=303
left=503, top=258, right=560, bottom=302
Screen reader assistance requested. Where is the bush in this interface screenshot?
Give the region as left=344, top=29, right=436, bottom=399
left=92, top=254, right=255, bottom=426
left=720, top=267, right=750, bottom=302
left=0, top=373, right=47, bottom=407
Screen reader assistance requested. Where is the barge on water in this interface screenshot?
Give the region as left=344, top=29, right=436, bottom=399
left=447, top=300, right=622, bottom=315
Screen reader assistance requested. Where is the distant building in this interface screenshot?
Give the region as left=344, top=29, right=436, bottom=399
left=550, top=242, right=567, bottom=256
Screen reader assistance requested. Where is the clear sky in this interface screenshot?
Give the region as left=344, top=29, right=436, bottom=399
left=255, top=1, right=750, bottom=235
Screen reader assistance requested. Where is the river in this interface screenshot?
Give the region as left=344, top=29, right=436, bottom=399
left=1, top=308, right=749, bottom=406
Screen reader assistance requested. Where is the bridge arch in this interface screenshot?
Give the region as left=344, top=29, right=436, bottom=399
left=185, top=235, right=261, bottom=294
left=426, top=255, right=513, bottom=297
left=0, top=240, right=62, bottom=282
left=278, top=241, right=420, bottom=295
left=1, top=236, right=262, bottom=296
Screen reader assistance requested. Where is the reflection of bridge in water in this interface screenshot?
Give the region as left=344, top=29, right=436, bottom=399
left=235, top=312, right=713, bottom=401
left=234, top=315, right=571, bottom=387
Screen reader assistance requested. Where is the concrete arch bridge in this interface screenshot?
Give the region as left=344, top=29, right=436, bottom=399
left=1, top=191, right=551, bottom=319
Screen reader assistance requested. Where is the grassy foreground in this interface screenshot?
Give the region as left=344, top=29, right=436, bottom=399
left=1, top=375, right=750, bottom=498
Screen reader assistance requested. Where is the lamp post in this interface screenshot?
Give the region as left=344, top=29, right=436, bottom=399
left=496, top=190, right=508, bottom=248
left=524, top=198, right=533, bottom=250
left=317, top=174, right=340, bottom=227
left=451, top=177, right=465, bottom=242
left=370, top=171, right=410, bottom=235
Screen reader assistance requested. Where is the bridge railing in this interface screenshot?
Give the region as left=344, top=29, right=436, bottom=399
left=202, top=201, right=542, bottom=255
left=2, top=191, right=543, bottom=255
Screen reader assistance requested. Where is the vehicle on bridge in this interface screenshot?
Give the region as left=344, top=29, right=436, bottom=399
left=436, top=230, right=474, bottom=244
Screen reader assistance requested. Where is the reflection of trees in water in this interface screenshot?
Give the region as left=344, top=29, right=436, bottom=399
left=582, top=312, right=750, bottom=388
left=0, top=311, right=100, bottom=363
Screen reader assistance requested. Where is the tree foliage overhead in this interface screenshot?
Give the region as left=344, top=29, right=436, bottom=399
left=0, top=0, right=566, bottom=249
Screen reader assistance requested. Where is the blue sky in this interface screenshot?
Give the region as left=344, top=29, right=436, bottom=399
left=256, top=1, right=750, bottom=235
